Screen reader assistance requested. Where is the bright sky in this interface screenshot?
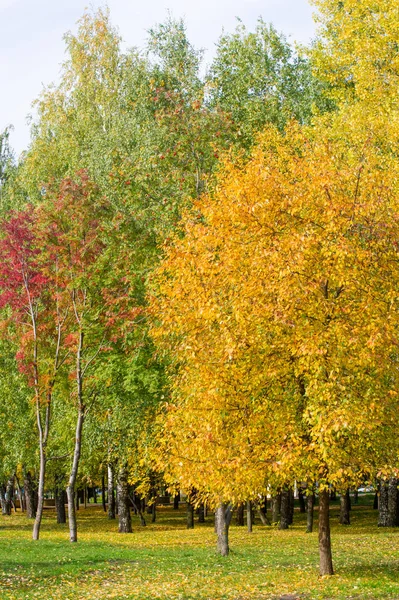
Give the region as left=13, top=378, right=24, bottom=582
left=0, top=0, right=316, bottom=157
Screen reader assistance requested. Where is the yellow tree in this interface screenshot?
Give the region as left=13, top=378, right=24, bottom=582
left=151, top=117, right=399, bottom=571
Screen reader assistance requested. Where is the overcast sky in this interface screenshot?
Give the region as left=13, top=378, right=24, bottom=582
left=0, top=0, right=316, bottom=156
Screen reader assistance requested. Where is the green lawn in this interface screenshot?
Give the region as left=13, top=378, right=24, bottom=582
left=0, top=497, right=398, bottom=599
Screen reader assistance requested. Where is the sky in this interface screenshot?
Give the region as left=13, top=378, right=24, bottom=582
left=0, top=0, right=316, bottom=157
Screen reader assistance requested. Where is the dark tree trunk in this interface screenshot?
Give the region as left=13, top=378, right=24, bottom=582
left=186, top=497, right=194, bottom=529
left=306, top=492, right=315, bottom=533
left=173, top=492, right=180, bottom=510
left=151, top=501, right=156, bottom=523
left=339, top=489, right=350, bottom=525
left=107, top=463, right=116, bottom=519
left=247, top=501, right=253, bottom=532
left=236, top=503, right=244, bottom=526
left=56, top=489, right=66, bottom=524
left=24, top=472, right=36, bottom=519
left=102, top=476, right=106, bottom=512
left=271, top=493, right=281, bottom=524
left=215, top=503, right=232, bottom=556
left=387, top=478, right=399, bottom=527
left=373, top=492, right=379, bottom=510
left=117, top=466, right=132, bottom=533
left=330, top=488, right=337, bottom=501
left=298, top=487, right=306, bottom=513
left=2, top=476, right=14, bottom=516
left=93, top=487, right=97, bottom=504
left=279, top=490, right=290, bottom=530
left=318, top=489, right=334, bottom=576
left=198, top=503, right=205, bottom=523
left=378, top=481, right=389, bottom=527
left=75, top=490, right=80, bottom=511
left=353, top=489, right=358, bottom=504
left=14, top=474, right=24, bottom=512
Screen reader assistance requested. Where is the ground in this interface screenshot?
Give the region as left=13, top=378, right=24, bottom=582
left=0, top=495, right=398, bottom=599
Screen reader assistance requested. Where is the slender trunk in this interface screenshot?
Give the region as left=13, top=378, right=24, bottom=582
left=76, top=490, right=80, bottom=511
left=306, top=492, right=315, bottom=533
left=271, top=493, right=281, bottom=524
left=151, top=500, right=156, bottom=523
left=24, top=472, right=36, bottom=519
left=289, top=488, right=294, bottom=525
left=353, top=489, right=358, bottom=505
left=378, top=481, right=389, bottom=527
left=236, top=503, right=244, bottom=526
left=339, top=489, right=350, bottom=525
left=279, top=490, right=290, bottom=530
left=215, top=503, right=232, bottom=556
left=84, top=486, right=87, bottom=509
left=247, top=501, right=253, bottom=532
left=66, top=405, right=85, bottom=543
left=318, top=489, right=334, bottom=576
left=93, top=487, right=97, bottom=504
left=373, top=492, right=379, bottom=510
left=14, top=474, right=24, bottom=512
left=2, top=476, right=14, bottom=515
left=102, top=476, right=106, bottom=512
left=117, top=466, right=132, bottom=533
left=32, top=400, right=50, bottom=540
left=173, top=492, right=180, bottom=510
left=107, top=464, right=115, bottom=519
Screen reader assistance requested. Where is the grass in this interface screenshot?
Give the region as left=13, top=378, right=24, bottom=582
left=0, top=495, right=398, bottom=599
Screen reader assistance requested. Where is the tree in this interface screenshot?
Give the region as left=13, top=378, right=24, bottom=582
left=0, top=207, right=68, bottom=539
left=151, top=119, right=399, bottom=572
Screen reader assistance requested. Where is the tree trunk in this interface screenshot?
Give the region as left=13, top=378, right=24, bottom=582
left=215, top=503, right=232, bottom=556
left=318, top=489, right=334, bottom=576
left=186, top=497, right=194, bottom=529
left=279, top=490, right=290, bottom=529
left=151, top=500, right=156, bottom=523
left=66, top=405, right=85, bottom=543
left=93, top=487, right=97, bottom=504
left=236, top=503, right=244, bottom=526
left=339, top=489, right=350, bottom=525
left=387, top=478, right=399, bottom=527
left=289, top=488, right=294, bottom=525
left=107, top=463, right=116, bottom=519
left=24, top=472, right=36, bottom=519
left=247, top=501, right=253, bottom=532
left=173, top=492, right=180, bottom=510
left=378, top=481, right=389, bottom=527
left=306, top=492, right=315, bottom=533
left=117, top=466, right=132, bottom=533
left=56, top=488, right=66, bottom=524
left=298, top=487, right=306, bottom=513
left=2, top=476, right=14, bottom=515
left=32, top=403, right=50, bottom=540
left=102, top=476, right=107, bottom=512
left=198, top=503, right=205, bottom=523
left=14, top=473, right=24, bottom=512
left=271, top=493, right=281, bottom=524
left=373, top=491, right=379, bottom=510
